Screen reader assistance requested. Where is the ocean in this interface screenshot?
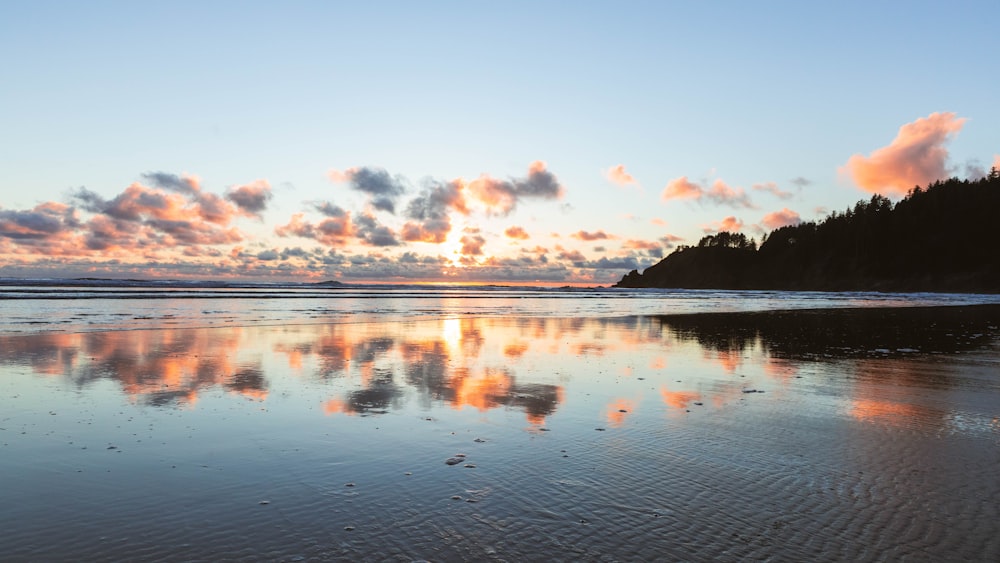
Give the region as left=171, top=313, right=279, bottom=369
left=1, top=280, right=998, bottom=561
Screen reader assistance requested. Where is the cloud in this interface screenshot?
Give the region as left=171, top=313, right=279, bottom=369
left=571, top=229, right=613, bottom=241
left=459, top=232, right=486, bottom=259
left=662, top=176, right=755, bottom=208
left=789, top=176, right=812, bottom=188
left=401, top=179, right=467, bottom=243
left=702, top=216, right=744, bottom=233
left=329, top=166, right=408, bottom=214
left=840, top=112, right=966, bottom=197
left=556, top=247, right=586, bottom=264
left=650, top=217, right=667, bottom=226
left=605, top=164, right=637, bottom=187
left=226, top=180, right=273, bottom=218
left=661, top=176, right=702, bottom=201
left=705, top=179, right=755, bottom=209
left=994, top=155, right=1000, bottom=171
left=504, top=226, right=530, bottom=240
left=623, top=239, right=662, bottom=252
left=141, top=171, right=201, bottom=194
left=353, top=211, right=399, bottom=247
left=467, top=161, right=565, bottom=216
left=0, top=202, right=79, bottom=241
left=752, top=181, right=794, bottom=200
left=275, top=212, right=353, bottom=247
left=761, top=208, right=802, bottom=230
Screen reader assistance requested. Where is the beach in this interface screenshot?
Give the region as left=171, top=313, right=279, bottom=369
left=1, top=293, right=998, bottom=561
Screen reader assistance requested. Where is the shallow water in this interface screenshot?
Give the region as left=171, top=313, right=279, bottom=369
left=1, top=304, right=999, bottom=561
left=2, top=283, right=998, bottom=334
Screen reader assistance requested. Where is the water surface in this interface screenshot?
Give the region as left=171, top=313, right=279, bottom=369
left=1, top=298, right=999, bottom=561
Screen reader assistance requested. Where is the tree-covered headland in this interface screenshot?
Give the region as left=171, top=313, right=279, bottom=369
left=616, top=170, right=1000, bottom=292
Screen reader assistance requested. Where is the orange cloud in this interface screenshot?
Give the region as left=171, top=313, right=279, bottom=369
left=505, top=226, right=530, bottom=240
left=467, top=161, right=564, bottom=216
left=605, top=164, right=637, bottom=186
left=841, top=112, right=966, bottom=197
left=275, top=212, right=353, bottom=247
left=661, top=176, right=702, bottom=201
left=702, top=216, right=744, bottom=233
left=761, top=208, right=802, bottom=230
left=571, top=229, right=613, bottom=241
left=650, top=218, right=667, bottom=226
left=459, top=233, right=486, bottom=256
left=623, top=239, right=661, bottom=251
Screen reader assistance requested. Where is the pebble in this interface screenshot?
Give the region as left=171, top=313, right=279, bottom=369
left=693, top=402, right=703, bottom=406
left=463, top=464, right=476, bottom=468
left=344, top=526, right=355, bottom=531
left=445, top=457, right=464, bottom=465
left=473, top=438, right=486, bottom=443
left=345, top=482, right=355, bottom=487
left=451, top=495, right=462, bottom=500
left=595, top=428, right=605, bottom=431
left=259, top=500, right=270, bottom=505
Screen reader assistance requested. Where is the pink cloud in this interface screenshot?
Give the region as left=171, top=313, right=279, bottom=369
left=504, top=226, right=530, bottom=240
left=606, top=164, right=637, bottom=187
left=661, top=176, right=702, bottom=201
left=467, top=161, right=565, bottom=216
left=571, top=229, right=614, bottom=241
left=275, top=212, right=353, bottom=247
left=761, top=208, right=802, bottom=230
left=706, top=179, right=754, bottom=209
left=840, top=112, right=966, bottom=197
left=702, top=216, right=744, bottom=233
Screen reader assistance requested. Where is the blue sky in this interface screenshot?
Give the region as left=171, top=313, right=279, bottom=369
left=1, top=1, right=997, bottom=284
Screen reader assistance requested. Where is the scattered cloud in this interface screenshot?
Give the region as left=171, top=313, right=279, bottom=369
left=753, top=181, right=794, bottom=200
left=401, top=179, right=466, bottom=243
left=571, top=229, right=613, bottom=241
left=504, top=226, right=530, bottom=240
left=702, top=216, right=744, bottom=233
left=662, top=176, right=755, bottom=208
left=226, top=180, right=273, bottom=218
left=275, top=212, right=353, bottom=247
left=353, top=211, right=399, bottom=247
left=706, top=179, right=755, bottom=209
left=761, top=208, right=802, bottom=230
left=789, top=176, right=812, bottom=189
left=840, top=112, right=966, bottom=197
left=467, top=161, right=565, bottom=216
left=605, top=164, right=638, bottom=187
left=329, top=166, right=408, bottom=213
left=661, top=176, right=702, bottom=201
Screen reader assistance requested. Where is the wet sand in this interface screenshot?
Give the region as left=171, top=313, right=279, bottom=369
left=1, top=306, right=998, bottom=561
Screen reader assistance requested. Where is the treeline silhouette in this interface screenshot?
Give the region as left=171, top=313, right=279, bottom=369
left=616, top=170, right=1000, bottom=292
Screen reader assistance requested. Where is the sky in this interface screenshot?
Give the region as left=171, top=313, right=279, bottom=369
left=1, top=1, right=998, bottom=286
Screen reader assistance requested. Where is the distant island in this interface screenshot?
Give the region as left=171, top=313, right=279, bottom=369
left=616, top=171, right=1000, bottom=293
